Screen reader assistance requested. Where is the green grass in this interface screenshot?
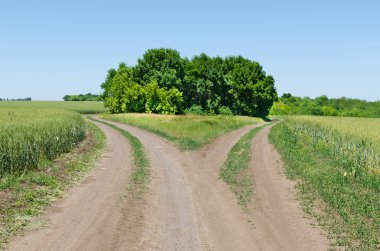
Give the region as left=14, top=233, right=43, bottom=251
left=0, top=108, right=86, bottom=175
left=269, top=116, right=380, bottom=249
left=220, top=125, right=268, bottom=209
left=91, top=118, right=150, bottom=199
left=0, top=121, right=106, bottom=249
left=100, top=113, right=263, bottom=150
left=0, top=101, right=108, bottom=114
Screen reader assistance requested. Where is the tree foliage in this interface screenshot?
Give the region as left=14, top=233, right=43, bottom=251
left=101, top=48, right=278, bottom=116
left=270, top=93, right=380, bottom=118
left=63, top=93, right=100, bottom=101
left=133, top=48, right=185, bottom=91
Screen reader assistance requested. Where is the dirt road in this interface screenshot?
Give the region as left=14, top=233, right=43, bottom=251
left=7, top=119, right=329, bottom=250
left=249, top=125, right=330, bottom=250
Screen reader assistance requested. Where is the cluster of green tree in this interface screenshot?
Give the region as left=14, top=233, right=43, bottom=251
left=0, top=97, right=32, bottom=101
left=63, top=93, right=101, bottom=101
left=270, top=93, right=380, bottom=117
left=101, top=48, right=277, bottom=117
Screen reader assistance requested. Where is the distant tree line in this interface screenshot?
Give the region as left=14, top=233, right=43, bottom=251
left=270, top=93, right=380, bottom=117
left=0, top=97, right=32, bottom=101
left=63, top=93, right=101, bottom=101
left=101, top=48, right=278, bottom=117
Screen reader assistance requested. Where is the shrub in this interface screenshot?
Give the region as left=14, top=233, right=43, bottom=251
left=184, top=105, right=205, bottom=115
left=218, top=106, right=233, bottom=116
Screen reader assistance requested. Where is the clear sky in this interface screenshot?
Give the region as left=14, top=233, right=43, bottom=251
left=1, top=0, right=379, bottom=101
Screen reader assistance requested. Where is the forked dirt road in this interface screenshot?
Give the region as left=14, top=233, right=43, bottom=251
left=7, top=118, right=329, bottom=250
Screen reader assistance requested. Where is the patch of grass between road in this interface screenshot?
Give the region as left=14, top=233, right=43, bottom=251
left=0, top=121, right=105, bottom=250
left=91, top=118, right=150, bottom=199
left=269, top=121, right=380, bottom=250
left=100, top=113, right=262, bottom=151
left=220, top=124, right=269, bottom=210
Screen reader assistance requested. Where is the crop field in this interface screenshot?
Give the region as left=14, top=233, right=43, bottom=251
left=100, top=113, right=263, bottom=150
left=269, top=116, right=380, bottom=249
left=0, top=107, right=86, bottom=175
left=0, top=101, right=108, bottom=114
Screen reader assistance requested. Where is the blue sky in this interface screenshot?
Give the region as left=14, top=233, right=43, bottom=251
left=0, top=0, right=379, bottom=101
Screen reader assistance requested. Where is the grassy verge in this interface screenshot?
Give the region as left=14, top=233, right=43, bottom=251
left=220, top=124, right=268, bottom=210
left=0, top=121, right=105, bottom=249
left=91, top=118, right=150, bottom=199
left=269, top=121, right=380, bottom=249
left=100, top=113, right=262, bottom=151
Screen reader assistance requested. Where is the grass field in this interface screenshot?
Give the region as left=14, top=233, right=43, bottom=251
left=0, top=108, right=86, bottom=176
left=0, top=101, right=108, bottom=114
left=269, top=116, right=380, bottom=249
left=100, top=113, right=263, bottom=150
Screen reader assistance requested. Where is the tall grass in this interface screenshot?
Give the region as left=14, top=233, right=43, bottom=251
left=0, top=108, right=86, bottom=175
left=100, top=113, right=262, bottom=150
left=269, top=116, right=380, bottom=249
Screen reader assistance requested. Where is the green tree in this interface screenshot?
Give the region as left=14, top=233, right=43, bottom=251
left=101, top=63, right=145, bottom=113
left=100, top=68, right=117, bottom=101
left=144, top=81, right=183, bottom=114
left=133, top=48, right=185, bottom=91
left=184, top=54, right=227, bottom=113
left=101, top=49, right=279, bottom=117
left=225, top=56, right=277, bottom=116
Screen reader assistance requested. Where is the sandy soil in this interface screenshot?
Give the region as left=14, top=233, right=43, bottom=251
left=7, top=119, right=330, bottom=251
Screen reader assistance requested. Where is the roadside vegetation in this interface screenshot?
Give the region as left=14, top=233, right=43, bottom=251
left=0, top=108, right=86, bottom=175
left=0, top=120, right=105, bottom=249
left=269, top=116, right=380, bottom=249
left=220, top=124, right=268, bottom=210
left=100, top=113, right=262, bottom=150
left=101, top=48, right=277, bottom=117
left=0, top=101, right=107, bottom=114
left=91, top=118, right=150, bottom=199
